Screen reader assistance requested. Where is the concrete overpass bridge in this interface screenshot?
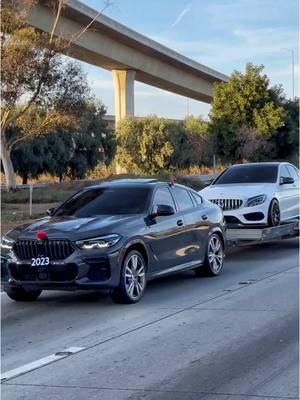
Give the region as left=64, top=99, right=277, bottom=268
left=29, top=0, right=228, bottom=124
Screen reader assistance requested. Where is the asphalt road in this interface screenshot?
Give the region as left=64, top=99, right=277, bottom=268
left=1, top=238, right=299, bottom=400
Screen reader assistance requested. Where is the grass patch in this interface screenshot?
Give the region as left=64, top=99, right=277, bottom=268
left=1, top=202, right=60, bottom=234
left=1, top=188, right=72, bottom=204
left=1, top=180, right=93, bottom=204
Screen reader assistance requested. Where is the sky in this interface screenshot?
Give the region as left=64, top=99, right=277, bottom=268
left=78, top=0, right=299, bottom=119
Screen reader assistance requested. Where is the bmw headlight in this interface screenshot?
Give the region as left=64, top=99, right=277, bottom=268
left=0, top=236, right=15, bottom=250
left=76, top=234, right=121, bottom=250
left=245, top=195, right=267, bottom=207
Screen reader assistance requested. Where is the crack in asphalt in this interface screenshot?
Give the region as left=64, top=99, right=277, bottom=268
left=2, top=382, right=298, bottom=399
left=2, top=264, right=298, bottom=383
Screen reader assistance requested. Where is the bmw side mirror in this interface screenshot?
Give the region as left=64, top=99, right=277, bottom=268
left=280, top=176, right=294, bottom=185
left=46, top=207, right=56, bottom=216
left=152, top=204, right=175, bottom=218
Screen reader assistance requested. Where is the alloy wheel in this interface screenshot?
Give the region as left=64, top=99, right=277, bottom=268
left=271, top=201, right=280, bottom=226
left=124, top=254, right=146, bottom=300
left=208, top=235, right=223, bottom=274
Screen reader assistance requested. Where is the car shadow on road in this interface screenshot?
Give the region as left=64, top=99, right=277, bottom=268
left=2, top=270, right=209, bottom=312
left=2, top=238, right=298, bottom=309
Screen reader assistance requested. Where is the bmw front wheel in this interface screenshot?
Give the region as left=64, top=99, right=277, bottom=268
left=112, top=250, right=147, bottom=304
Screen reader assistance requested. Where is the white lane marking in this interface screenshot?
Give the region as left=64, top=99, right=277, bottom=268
left=1, top=346, right=84, bottom=381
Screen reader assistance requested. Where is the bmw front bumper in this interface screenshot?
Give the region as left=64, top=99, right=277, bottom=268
left=2, top=246, right=124, bottom=292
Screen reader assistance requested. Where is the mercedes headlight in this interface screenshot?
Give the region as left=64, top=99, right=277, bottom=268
left=245, top=195, right=267, bottom=207
left=0, top=236, right=15, bottom=250
left=76, top=234, right=121, bottom=250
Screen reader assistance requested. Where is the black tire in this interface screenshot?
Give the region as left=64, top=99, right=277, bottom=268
left=5, top=287, right=42, bottom=302
left=268, top=199, right=281, bottom=227
left=194, top=233, right=224, bottom=277
left=112, top=250, right=147, bottom=304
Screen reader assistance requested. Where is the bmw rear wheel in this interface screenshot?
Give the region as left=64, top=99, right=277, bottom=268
left=195, top=233, right=224, bottom=277
left=268, top=199, right=280, bottom=227
left=112, top=250, right=147, bottom=304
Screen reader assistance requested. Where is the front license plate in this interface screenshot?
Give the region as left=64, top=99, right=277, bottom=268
left=31, top=257, right=50, bottom=267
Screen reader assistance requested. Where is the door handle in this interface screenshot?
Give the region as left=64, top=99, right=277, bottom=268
left=202, top=214, right=208, bottom=220
left=177, top=219, right=183, bottom=226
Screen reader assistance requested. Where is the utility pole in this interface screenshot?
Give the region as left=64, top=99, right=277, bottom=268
left=281, top=48, right=295, bottom=99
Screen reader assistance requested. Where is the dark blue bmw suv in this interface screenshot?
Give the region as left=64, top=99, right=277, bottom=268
left=1, top=179, right=225, bottom=303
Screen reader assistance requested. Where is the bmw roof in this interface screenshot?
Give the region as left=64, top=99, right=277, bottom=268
left=85, top=179, right=160, bottom=190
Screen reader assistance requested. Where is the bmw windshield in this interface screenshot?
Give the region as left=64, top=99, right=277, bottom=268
left=213, top=165, right=278, bottom=185
left=54, top=186, right=151, bottom=217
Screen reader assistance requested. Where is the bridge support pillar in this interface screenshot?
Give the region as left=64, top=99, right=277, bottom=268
left=112, top=70, right=136, bottom=173
left=112, top=70, right=136, bottom=125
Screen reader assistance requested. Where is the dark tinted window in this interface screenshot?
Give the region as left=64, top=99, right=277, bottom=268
left=173, top=187, right=194, bottom=211
left=190, top=192, right=202, bottom=206
left=54, top=187, right=150, bottom=217
left=153, top=187, right=175, bottom=209
left=213, top=165, right=278, bottom=184
left=287, top=165, right=299, bottom=182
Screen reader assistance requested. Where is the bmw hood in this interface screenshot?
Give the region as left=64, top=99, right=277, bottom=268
left=6, top=215, right=142, bottom=241
left=200, top=183, right=274, bottom=200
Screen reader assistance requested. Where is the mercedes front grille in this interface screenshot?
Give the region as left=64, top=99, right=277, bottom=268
left=209, top=198, right=243, bottom=211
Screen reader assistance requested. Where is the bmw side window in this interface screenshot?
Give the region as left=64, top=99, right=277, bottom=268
left=189, top=192, right=197, bottom=207
left=173, top=188, right=194, bottom=211
left=190, top=192, right=202, bottom=206
left=152, top=187, right=176, bottom=211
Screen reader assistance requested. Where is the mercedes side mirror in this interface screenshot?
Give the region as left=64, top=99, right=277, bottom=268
left=280, top=176, right=294, bottom=185
left=46, top=207, right=56, bottom=216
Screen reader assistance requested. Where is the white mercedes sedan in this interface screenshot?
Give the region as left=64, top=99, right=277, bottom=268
left=200, top=162, right=299, bottom=227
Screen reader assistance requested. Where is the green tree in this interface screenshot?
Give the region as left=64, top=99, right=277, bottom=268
left=268, top=98, right=299, bottom=161
left=167, top=116, right=212, bottom=169
left=116, top=116, right=174, bottom=174
left=1, top=0, right=105, bottom=189
left=10, top=133, right=47, bottom=184
left=184, top=115, right=209, bottom=136
left=66, top=101, right=114, bottom=180
left=115, top=115, right=216, bottom=174
left=42, top=131, right=74, bottom=182
left=234, top=126, right=268, bottom=162
left=10, top=100, right=114, bottom=182
left=183, top=116, right=212, bottom=166
left=167, top=122, right=190, bottom=169
left=210, top=64, right=285, bottom=161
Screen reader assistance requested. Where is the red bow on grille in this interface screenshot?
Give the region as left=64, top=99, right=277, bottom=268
left=36, top=231, right=48, bottom=240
